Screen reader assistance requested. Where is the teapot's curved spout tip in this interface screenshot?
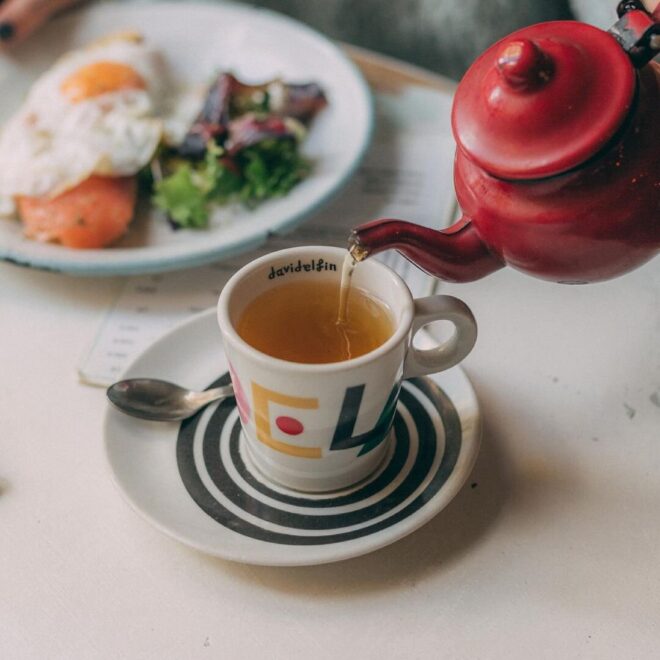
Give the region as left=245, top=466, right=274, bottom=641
left=347, top=231, right=370, bottom=264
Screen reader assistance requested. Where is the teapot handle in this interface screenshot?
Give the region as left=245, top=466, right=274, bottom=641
left=610, top=0, right=660, bottom=67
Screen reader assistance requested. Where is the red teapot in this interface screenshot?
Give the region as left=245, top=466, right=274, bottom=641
left=351, top=1, right=660, bottom=283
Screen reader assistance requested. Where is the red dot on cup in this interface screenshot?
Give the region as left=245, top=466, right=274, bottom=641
left=275, top=416, right=304, bottom=435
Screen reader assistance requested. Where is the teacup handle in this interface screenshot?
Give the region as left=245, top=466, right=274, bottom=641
left=403, top=295, right=477, bottom=378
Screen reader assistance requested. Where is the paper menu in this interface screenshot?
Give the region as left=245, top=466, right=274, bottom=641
left=79, top=88, right=457, bottom=386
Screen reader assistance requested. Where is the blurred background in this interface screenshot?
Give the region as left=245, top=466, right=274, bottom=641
left=227, top=0, right=615, bottom=80
left=0, top=0, right=629, bottom=81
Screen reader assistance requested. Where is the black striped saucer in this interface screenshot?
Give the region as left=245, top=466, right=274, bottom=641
left=104, top=309, right=481, bottom=566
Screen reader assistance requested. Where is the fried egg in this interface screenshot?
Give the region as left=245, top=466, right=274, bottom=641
left=0, top=33, right=165, bottom=212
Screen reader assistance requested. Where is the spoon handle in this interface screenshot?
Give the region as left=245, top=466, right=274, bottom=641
left=106, top=379, right=236, bottom=422
left=191, top=384, right=235, bottom=406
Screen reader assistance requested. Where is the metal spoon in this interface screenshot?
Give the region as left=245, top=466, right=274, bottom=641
left=106, top=378, right=234, bottom=421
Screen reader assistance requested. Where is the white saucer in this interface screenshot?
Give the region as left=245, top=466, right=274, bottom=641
left=104, top=309, right=481, bottom=566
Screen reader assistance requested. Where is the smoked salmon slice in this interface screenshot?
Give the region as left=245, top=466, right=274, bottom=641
left=17, top=175, right=136, bottom=249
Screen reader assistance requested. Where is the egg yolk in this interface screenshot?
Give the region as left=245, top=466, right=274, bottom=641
left=61, top=61, right=146, bottom=102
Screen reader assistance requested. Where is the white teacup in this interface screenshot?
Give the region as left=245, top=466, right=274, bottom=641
left=217, top=246, right=476, bottom=492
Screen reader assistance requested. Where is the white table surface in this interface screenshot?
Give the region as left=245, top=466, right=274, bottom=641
left=2, top=55, right=660, bottom=660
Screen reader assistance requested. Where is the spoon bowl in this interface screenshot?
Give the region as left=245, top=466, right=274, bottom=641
left=107, top=378, right=234, bottom=421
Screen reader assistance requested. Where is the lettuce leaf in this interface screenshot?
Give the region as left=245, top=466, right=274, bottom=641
left=238, top=139, right=310, bottom=204
left=152, top=139, right=310, bottom=228
left=152, top=164, right=209, bottom=228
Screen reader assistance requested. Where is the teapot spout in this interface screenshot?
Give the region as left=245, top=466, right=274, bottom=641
left=350, top=217, right=504, bottom=283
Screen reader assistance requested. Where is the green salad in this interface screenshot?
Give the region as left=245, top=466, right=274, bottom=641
left=149, top=73, right=327, bottom=229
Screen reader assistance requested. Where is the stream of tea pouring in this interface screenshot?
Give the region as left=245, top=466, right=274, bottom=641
left=336, top=241, right=370, bottom=325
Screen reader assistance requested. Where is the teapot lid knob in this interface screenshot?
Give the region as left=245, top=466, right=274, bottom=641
left=496, top=39, right=553, bottom=90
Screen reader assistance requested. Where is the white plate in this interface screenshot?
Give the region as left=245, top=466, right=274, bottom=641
left=0, top=1, right=372, bottom=276
left=103, top=309, right=481, bottom=566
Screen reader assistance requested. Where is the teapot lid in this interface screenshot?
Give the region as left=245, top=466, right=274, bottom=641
left=451, top=21, right=635, bottom=180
